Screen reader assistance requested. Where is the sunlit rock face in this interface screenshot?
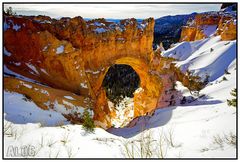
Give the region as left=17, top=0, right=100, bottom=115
left=180, top=10, right=236, bottom=42
left=219, top=18, right=236, bottom=41
left=4, top=15, right=180, bottom=129
left=179, top=26, right=197, bottom=42
left=180, top=13, right=220, bottom=42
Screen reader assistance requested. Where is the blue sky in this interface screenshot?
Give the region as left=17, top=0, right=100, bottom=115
left=4, top=4, right=222, bottom=19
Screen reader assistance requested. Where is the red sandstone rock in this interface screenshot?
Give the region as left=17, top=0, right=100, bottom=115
left=220, top=19, right=236, bottom=41
left=4, top=15, right=180, bottom=128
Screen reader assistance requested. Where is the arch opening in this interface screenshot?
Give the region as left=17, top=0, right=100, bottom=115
left=102, top=64, right=141, bottom=128
left=102, top=64, right=140, bottom=105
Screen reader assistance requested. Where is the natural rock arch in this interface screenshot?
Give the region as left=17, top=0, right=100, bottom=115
left=4, top=15, right=180, bottom=129
left=91, top=57, right=163, bottom=128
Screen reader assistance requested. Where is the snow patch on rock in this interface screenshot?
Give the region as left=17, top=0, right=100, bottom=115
left=80, top=82, right=88, bottom=88
left=40, top=89, right=49, bottom=96
left=94, top=27, right=107, bottom=34
left=40, top=68, right=49, bottom=75
left=4, top=47, right=12, bottom=56
left=26, top=63, right=39, bottom=75
left=64, top=96, right=75, bottom=100
left=22, top=82, right=32, bottom=89
left=56, top=45, right=64, bottom=54
left=13, top=24, right=21, bottom=31
left=202, top=25, right=217, bottom=37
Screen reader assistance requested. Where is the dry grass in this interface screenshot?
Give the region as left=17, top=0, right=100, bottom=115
left=201, top=132, right=237, bottom=152
left=121, top=128, right=179, bottom=158
left=61, top=132, right=70, bottom=146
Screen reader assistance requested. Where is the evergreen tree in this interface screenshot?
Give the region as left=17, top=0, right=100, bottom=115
left=4, top=7, right=16, bottom=16
left=82, top=109, right=95, bottom=133
left=227, top=88, right=237, bottom=107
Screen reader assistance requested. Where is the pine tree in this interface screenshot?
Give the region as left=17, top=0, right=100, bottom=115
left=227, top=88, right=237, bottom=107
left=82, top=109, right=95, bottom=133
left=222, top=76, right=227, bottom=81
left=4, top=7, right=16, bottom=16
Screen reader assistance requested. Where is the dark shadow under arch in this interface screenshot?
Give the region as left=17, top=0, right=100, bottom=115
left=102, top=64, right=140, bottom=105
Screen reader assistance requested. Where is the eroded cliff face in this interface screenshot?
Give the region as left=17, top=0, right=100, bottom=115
left=219, top=18, right=236, bottom=41
left=4, top=15, right=179, bottom=129
left=180, top=11, right=236, bottom=42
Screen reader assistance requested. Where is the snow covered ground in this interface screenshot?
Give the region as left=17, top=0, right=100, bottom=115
left=162, top=36, right=236, bottom=82
left=3, top=36, right=236, bottom=158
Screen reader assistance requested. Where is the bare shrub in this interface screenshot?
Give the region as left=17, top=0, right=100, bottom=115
left=47, top=138, right=58, bottom=147
left=61, top=132, right=70, bottom=146
left=213, top=134, right=224, bottom=148
left=224, top=132, right=236, bottom=147
left=4, top=121, right=13, bottom=136
left=212, top=132, right=236, bottom=149
left=121, top=128, right=176, bottom=158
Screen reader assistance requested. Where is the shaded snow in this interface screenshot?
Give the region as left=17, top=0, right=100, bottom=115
left=34, top=19, right=51, bottom=24
left=56, top=45, right=64, bottom=54
left=40, top=20, right=51, bottom=24
left=14, top=62, right=21, bottom=66
left=4, top=47, right=12, bottom=56
left=94, top=22, right=105, bottom=27
left=64, top=96, right=75, bottom=100
left=22, top=82, right=32, bottom=89
left=94, top=27, right=107, bottom=34
left=202, top=25, right=217, bottom=37
left=40, top=68, right=49, bottom=75
left=4, top=21, right=10, bottom=31
left=4, top=19, right=22, bottom=31
left=137, top=22, right=148, bottom=31
left=13, top=24, right=21, bottom=31
left=227, top=59, right=236, bottom=71
left=4, top=65, right=45, bottom=86
left=40, top=89, right=49, bottom=96
left=26, top=63, right=39, bottom=75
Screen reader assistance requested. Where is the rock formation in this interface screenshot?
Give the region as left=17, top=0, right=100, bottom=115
left=180, top=10, right=236, bottom=42
left=219, top=18, right=236, bottom=41
left=4, top=15, right=180, bottom=129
